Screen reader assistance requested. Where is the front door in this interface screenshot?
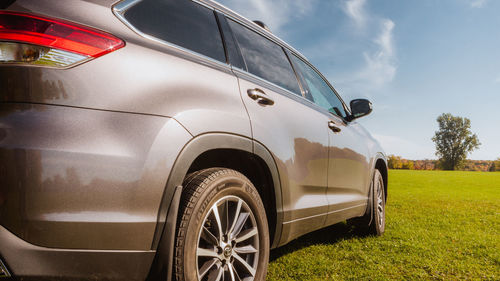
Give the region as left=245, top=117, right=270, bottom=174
left=287, top=53, right=370, bottom=226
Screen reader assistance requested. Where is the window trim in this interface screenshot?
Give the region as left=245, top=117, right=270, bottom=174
left=232, top=67, right=303, bottom=101
left=112, top=0, right=230, bottom=69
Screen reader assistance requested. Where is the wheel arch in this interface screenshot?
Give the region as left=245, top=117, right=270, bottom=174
left=147, top=133, right=282, bottom=281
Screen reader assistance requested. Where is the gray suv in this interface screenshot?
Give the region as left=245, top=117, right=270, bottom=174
left=0, top=0, right=388, bottom=280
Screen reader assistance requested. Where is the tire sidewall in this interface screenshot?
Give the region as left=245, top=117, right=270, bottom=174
left=181, top=172, right=269, bottom=281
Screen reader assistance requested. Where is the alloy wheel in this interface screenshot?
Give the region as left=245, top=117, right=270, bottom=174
left=196, top=196, right=259, bottom=281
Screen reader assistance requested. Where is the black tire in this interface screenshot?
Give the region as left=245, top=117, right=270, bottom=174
left=174, top=168, right=269, bottom=281
left=349, top=169, right=386, bottom=236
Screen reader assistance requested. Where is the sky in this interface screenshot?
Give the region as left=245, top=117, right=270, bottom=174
left=216, top=0, right=500, bottom=160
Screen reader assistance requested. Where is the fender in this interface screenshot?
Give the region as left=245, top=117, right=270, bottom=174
left=148, top=133, right=283, bottom=281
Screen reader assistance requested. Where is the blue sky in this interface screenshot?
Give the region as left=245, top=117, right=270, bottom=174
left=217, top=0, right=500, bottom=160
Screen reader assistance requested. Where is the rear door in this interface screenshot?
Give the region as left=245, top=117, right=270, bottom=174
left=225, top=18, right=331, bottom=243
left=287, top=54, right=371, bottom=226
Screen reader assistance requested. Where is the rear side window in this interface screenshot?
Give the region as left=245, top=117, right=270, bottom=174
left=228, top=20, right=301, bottom=95
left=123, top=0, right=226, bottom=63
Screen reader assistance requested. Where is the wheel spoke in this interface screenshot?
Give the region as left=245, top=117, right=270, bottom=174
left=231, top=212, right=249, bottom=239
left=228, top=262, right=236, bottom=281
left=201, top=226, right=219, bottom=246
left=199, top=258, right=218, bottom=279
left=232, top=264, right=242, bottom=281
left=375, top=177, right=385, bottom=227
left=207, top=264, right=223, bottom=281
left=211, top=205, right=224, bottom=242
left=222, top=199, right=230, bottom=235
left=234, top=245, right=258, bottom=254
left=233, top=252, right=256, bottom=277
left=228, top=199, right=243, bottom=238
left=197, top=247, right=219, bottom=258
left=235, top=227, right=258, bottom=243
left=377, top=182, right=382, bottom=199
left=377, top=182, right=384, bottom=215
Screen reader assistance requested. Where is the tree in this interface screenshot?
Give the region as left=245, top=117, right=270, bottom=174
left=491, top=157, right=500, bottom=172
left=402, top=161, right=414, bottom=170
left=432, top=113, right=480, bottom=170
left=388, top=155, right=403, bottom=169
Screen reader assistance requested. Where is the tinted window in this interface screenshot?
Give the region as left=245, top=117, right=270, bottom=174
left=290, top=55, right=347, bottom=117
left=216, top=13, right=245, bottom=69
left=124, top=0, right=226, bottom=62
left=228, top=20, right=301, bottom=94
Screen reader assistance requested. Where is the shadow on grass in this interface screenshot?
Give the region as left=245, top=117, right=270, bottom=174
left=270, top=221, right=367, bottom=262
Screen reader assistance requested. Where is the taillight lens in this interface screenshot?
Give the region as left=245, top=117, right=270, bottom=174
left=0, top=11, right=124, bottom=68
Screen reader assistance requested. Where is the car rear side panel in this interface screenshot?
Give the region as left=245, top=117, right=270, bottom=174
left=0, top=103, right=192, bottom=250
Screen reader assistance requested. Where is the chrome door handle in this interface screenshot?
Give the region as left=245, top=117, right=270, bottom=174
left=328, top=121, right=341, bottom=133
left=247, top=88, right=275, bottom=106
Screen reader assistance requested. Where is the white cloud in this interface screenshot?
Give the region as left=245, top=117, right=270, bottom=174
left=332, top=1, right=398, bottom=92
left=336, top=17, right=397, bottom=94
left=343, top=0, right=367, bottom=27
left=358, top=19, right=397, bottom=87
left=218, top=0, right=317, bottom=34
left=470, top=0, right=488, bottom=8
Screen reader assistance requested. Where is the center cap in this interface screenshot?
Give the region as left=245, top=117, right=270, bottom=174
left=223, top=246, right=232, bottom=258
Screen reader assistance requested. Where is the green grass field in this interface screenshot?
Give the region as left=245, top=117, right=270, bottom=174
left=266, top=170, right=500, bottom=280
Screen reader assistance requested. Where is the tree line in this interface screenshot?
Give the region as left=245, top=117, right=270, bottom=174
left=388, top=155, right=500, bottom=172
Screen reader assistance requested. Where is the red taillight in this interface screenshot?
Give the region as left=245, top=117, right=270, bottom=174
left=0, top=11, right=124, bottom=67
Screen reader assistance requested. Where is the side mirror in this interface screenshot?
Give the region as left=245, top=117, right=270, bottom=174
left=347, top=99, right=372, bottom=121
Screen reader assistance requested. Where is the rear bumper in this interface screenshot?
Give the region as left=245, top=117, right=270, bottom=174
left=0, top=225, right=154, bottom=280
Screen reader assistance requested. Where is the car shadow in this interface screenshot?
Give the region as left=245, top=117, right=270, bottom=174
left=269, top=222, right=368, bottom=262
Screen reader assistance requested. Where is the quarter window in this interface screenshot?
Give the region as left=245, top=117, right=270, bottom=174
left=290, top=55, right=347, bottom=117
left=228, top=20, right=301, bottom=95
left=123, top=0, right=226, bottom=63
